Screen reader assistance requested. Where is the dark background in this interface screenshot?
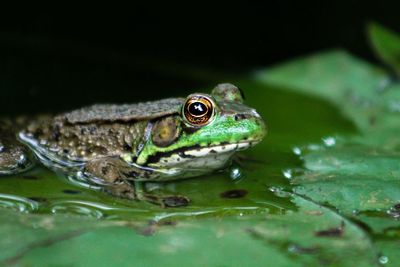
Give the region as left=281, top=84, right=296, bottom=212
left=1, top=2, right=400, bottom=114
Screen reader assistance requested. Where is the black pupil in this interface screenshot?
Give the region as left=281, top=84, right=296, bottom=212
left=188, top=102, right=207, bottom=116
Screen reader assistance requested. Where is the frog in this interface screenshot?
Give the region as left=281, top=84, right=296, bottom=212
left=0, top=83, right=266, bottom=207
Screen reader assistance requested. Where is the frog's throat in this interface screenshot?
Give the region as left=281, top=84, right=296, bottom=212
left=144, top=140, right=260, bottom=167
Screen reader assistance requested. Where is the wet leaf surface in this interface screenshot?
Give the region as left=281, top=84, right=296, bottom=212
left=257, top=48, right=400, bottom=266
left=0, top=195, right=378, bottom=267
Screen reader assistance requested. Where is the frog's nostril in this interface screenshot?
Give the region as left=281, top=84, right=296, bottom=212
left=233, top=114, right=249, bottom=121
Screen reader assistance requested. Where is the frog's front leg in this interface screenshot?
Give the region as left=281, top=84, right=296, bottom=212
left=83, top=157, right=190, bottom=208
left=0, top=119, right=33, bottom=175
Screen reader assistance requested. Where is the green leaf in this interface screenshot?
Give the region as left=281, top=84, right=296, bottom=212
left=257, top=49, right=400, bottom=266
left=256, top=49, right=400, bottom=212
left=368, top=22, right=400, bottom=76
left=0, top=195, right=378, bottom=267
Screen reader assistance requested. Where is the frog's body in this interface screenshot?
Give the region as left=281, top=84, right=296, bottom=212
left=0, top=84, right=266, bottom=207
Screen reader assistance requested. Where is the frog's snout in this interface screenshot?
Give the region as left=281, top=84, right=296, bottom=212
left=251, top=109, right=267, bottom=142
left=232, top=108, right=266, bottom=143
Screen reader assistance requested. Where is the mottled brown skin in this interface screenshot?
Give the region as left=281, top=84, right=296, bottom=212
left=212, top=84, right=244, bottom=103
left=151, top=116, right=181, bottom=147
left=62, top=99, right=184, bottom=123
left=0, top=118, right=32, bottom=174
left=25, top=117, right=148, bottom=161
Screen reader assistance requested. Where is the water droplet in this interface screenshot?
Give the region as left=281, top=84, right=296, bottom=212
left=230, top=167, right=242, bottom=180
left=282, top=168, right=305, bottom=179
left=379, top=255, right=389, bottom=264
left=351, top=209, right=360, bottom=215
left=282, top=169, right=292, bottom=179
left=292, top=147, right=302, bottom=156
left=322, top=136, right=336, bottom=147
left=268, top=187, right=290, bottom=198
left=0, top=193, right=39, bottom=213
left=387, top=203, right=400, bottom=219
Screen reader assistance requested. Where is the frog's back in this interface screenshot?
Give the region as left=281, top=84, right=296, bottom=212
left=59, top=98, right=184, bottom=124
left=19, top=98, right=184, bottom=163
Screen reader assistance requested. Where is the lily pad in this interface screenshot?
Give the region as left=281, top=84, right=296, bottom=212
left=0, top=195, right=378, bottom=267
left=256, top=49, right=400, bottom=213
left=255, top=24, right=400, bottom=266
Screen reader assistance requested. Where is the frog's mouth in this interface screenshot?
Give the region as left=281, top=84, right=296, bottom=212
left=146, top=140, right=261, bottom=168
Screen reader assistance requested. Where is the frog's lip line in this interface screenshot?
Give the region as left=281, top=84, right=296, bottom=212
left=185, top=140, right=261, bottom=156
left=146, top=139, right=262, bottom=165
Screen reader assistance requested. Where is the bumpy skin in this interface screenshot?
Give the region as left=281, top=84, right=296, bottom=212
left=0, top=84, right=266, bottom=207
left=0, top=118, right=32, bottom=175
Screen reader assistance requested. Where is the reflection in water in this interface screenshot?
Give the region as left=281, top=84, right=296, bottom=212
left=0, top=193, right=39, bottom=213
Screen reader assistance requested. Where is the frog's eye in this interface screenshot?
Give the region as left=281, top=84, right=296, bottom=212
left=183, top=94, right=215, bottom=126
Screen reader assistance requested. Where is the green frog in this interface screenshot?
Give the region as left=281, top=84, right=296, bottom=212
left=0, top=84, right=266, bottom=207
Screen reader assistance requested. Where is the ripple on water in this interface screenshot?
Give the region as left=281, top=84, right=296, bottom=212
left=49, top=200, right=151, bottom=219
left=66, top=172, right=103, bottom=191
left=0, top=193, right=39, bottom=213
left=50, top=200, right=117, bottom=219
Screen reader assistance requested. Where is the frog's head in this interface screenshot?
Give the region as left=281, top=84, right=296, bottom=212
left=135, top=83, right=266, bottom=174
